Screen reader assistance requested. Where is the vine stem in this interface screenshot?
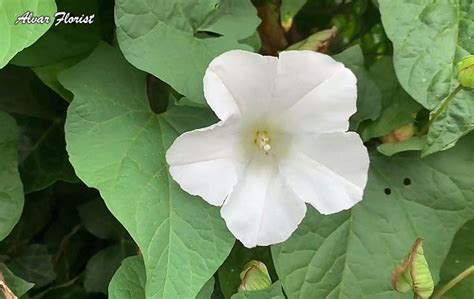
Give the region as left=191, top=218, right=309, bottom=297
left=421, top=85, right=463, bottom=134
left=432, top=265, right=474, bottom=299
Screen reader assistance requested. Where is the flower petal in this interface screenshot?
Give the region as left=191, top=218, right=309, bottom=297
left=166, top=120, right=247, bottom=206
left=221, top=156, right=307, bottom=248
left=279, top=132, right=369, bottom=215
left=274, top=51, right=357, bottom=132
left=204, top=50, right=278, bottom=121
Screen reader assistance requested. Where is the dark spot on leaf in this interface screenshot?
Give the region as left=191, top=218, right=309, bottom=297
left=194, top=31, right=222, bottom=39
left=403, top=178, right=411, bottom=186
left=384, top=188, right=391, bottom=195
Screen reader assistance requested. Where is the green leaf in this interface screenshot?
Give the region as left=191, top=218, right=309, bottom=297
left=32, top=57, right=82, bottom=102
left=35, top=282, right=89, bottom=299
left=38, top=185, right=96, bottom=283
left=84, top=242, right=136, bottom=294
left=280, top=0, right=308, bottom=30
left=437, top=219, right=474, bottom=298
left=78, top=198, right=129, bottom=240
left=60, top=43, right=234, bottom=299
left=115, top=0, right=260, bottom=104
left=0, top=190, right=53, bottom=254
left=272, top=134, right=474, bottom=298
left=0, top=66, right=77, bottom=193
left=377, top=137, right=426, bottom=157
left=109, top=256, right=146, bottom=299
left=334, top=45, right=382, bottom=129
left=423, top=90, right=474, bottom=156
left=359, top=23, right=391, bottom=61
left=230, top=282, right=285, bottom=299
left=77, top=197, right=128, bottom=240
left=196, top=277, right=215, bottom=299
left=11, top=0, right=100, bottom=67
left=9, top=0, right=103, bottom=103
left=16, top=116, right=77, bottom=193
left=0, top=263, right=34, bottom=297
left=0, top=112, right=23, bottom=241
left=7, top=244, right=56, bottom=288
left=240, top=31, right=262, bottom=53
left=378, top=0, right=474, bottom=154
left=361, top=57, right=421, bottom=141
left=197, top=0, right=261, bottom=40
left=0, top=0, right=56, bottom=68
left=218, top=244, right=276, bottom=299
left=378, top=0, right=473, bottom=109
left=0, top=65, right=60, bottom=119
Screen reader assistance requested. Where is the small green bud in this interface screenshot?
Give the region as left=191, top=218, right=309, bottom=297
left=457, top=55, right=474, bottom=89
left=238, top=260, right=272, bottom=292
left=281, top=15, right=293, bottom=32
left=391, top=238, right=434, bottom=299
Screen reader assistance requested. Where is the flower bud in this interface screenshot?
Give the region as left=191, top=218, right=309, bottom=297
left=281, top=16, right=293, bottom=32
left=286, top=27, right=338, bottom=53
left=238, top=260, right=272, bottom=292
left=382, top=124, right=416, bottom=144
left=458, top=55, right=474, bottom=89
left=391, top=238, right=434, bottom=299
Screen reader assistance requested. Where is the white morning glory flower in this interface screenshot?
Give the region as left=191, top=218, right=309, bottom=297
left=166, top=50, right=369, bottom=248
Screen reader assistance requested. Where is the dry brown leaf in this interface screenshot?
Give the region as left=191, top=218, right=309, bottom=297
left=0, top=271, right=17, bottom=299
left=257, top=3, right=288, bottom=56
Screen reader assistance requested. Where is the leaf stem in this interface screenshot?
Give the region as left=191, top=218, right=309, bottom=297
left=432, top=265, right=474, bottom=299
left=421, top=85, right=463, bottom=134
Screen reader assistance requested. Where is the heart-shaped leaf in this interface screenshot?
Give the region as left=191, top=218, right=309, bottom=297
left=115, top=0, right=260, bottom=104
left=378, top=0, right=474, bottom=155
left=60, top=43, right=234, bottom=299
left=272, top=134, right=474, bottom=298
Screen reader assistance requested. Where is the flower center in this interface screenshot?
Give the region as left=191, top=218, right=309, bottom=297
left=254, top=130, right=272, bottom=154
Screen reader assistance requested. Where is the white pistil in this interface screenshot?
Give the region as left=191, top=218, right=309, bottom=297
left=255, top=130, right=272, bottom=154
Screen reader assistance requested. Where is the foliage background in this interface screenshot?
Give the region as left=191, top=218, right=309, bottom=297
left=0, top=0, right=473, bottom=298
